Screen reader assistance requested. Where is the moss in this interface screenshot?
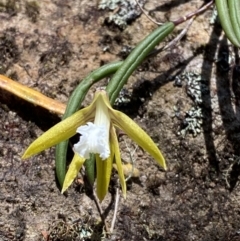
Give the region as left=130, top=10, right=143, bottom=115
left=25, top=1, right=40, bottom=23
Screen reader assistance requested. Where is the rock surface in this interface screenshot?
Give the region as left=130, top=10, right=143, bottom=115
left=1, top=1, right=240, bottom=240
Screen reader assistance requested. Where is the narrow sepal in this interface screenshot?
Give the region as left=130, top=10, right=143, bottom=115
left=96, top=154, right=113, bottom=201
left=22, top=105, right=94, bottom=159
left=61, top=153, right=85, bottom=193
left=110, top=127, right=126, bottom=198
left=111, top=110, right=167, bottom=170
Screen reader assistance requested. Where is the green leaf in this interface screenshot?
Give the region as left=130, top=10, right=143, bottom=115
left=215, top=0, right=240, bottom=47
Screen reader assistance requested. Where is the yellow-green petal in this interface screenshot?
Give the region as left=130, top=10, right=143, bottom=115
left=61, top=153, right=85, bottom=193
left=110, top=109, right=167, bottom=170
left=22, top=105, right=95, bottom=159
left=111, top=126, right=126, bottom=198
left=95, top=91, right=166, bottom=169
left=96, top=154, right=113, bottom=201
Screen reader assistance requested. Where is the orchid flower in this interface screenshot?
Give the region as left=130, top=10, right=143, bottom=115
left=22, top=90, right=166, bottom=201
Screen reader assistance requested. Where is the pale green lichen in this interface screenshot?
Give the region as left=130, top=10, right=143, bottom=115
left=98, top=0, right=144, bottom=28
left=174, top=72, right=205, bottom=137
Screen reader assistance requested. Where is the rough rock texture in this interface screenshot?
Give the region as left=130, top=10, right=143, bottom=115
left=1, top=0, right=240, bottom=240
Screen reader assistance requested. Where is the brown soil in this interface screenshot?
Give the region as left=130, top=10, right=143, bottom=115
left=1, top=0, right=240, bottom=240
